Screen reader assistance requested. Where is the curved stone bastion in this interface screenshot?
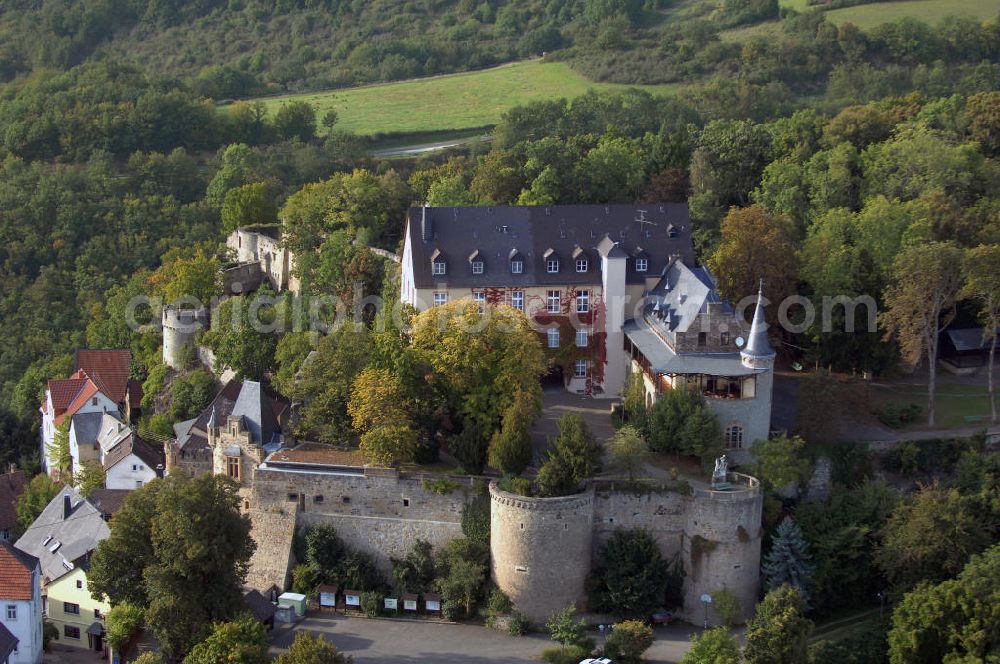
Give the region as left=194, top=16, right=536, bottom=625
left=489, top=482, right=596, bottom=624
left=489, top=474, right=762, bottom=626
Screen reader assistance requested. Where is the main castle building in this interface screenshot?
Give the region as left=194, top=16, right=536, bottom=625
left=399, top=204, right=774, bottom=461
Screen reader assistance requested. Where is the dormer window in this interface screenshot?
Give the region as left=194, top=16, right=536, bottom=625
left=576, top=259, right=588, bottom=272
left=667, top=224, right=679, bottom=238
left=636, top=258, right=648, bottom=272
left=511, top=260, right=523, bottom=274
left=572, top=247, right=588, bottom=273
left=430, top=248, right=446, bottom=276
left=543, top=248, right=559, bottom=273
left=468, top=250, right=484, bottom=275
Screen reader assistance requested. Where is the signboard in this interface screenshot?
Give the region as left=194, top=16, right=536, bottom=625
left=384, top=597, right=398, bottom=611
left=425, top=599, right=441, bottom=612
left=403, top=598, right=417, bottom=611
left=345, top=594, right=361, bottom=607
left=320, top=592, right=336, bottom=607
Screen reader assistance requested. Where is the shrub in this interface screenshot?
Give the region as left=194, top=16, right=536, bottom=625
left=877, top=402, right=921, bottom=428
left=361, top=591, right=382, bottom=618
left=42, top=621, right=58, bottom=652
left=883, top=441, right=920, bottom=475
left=461, top=495, right=491, bottom=546
left=541, top=645, right=592, bottom=664
left=423, top=478, right=461, bottom=495
left=507, top=611, right=531, bottom=636
left=486, top=587, right=512, bottom=616
left=712, top=588, right=743, bottom=626
left=547, top=605, right=589, bottom=648
left=605, top=620, right=654, bottom=664
left=498, top=475, right=532, bottom=495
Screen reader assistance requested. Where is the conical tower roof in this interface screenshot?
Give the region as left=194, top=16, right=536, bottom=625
left=742, top=282, right=775, bottom=360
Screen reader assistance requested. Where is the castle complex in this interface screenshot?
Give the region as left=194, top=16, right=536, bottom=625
left=149, top=204, right=769, bottom=628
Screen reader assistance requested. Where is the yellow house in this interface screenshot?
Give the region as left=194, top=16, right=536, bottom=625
left=45, top=567, right=111, bottom=650
left=14, top=489, right=111, bottom=652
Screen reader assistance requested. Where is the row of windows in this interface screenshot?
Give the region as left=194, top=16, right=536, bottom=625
left=432, top=290, right=590, bottom=313
left=697, top=332, right=732, bottom=347
left=547, top=328, right=589, bottom=348
left=431, top=257, right=648, bottom=276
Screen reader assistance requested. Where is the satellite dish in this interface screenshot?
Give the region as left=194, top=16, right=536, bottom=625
left=735, top=336, right=745, bottom=348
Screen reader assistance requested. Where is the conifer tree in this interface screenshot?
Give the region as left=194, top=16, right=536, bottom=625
left=762, top=518, right=814, bottom=599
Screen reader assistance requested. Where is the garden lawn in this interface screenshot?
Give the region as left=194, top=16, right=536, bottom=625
left=236, top=60, right=680, bottom=136
left=874, top=382, right=995, bottom=429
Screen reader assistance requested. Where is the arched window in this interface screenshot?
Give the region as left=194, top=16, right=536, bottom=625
left=725, top=425, right=744, bottom=449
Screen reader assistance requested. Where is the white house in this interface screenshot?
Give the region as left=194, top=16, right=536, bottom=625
left=103, top=434, right=163, bottom=491
left=40, top=372, right=118, bottom=476
left=0, top=542, right=43, bottom=664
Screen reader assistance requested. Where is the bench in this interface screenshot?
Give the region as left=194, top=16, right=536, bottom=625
left=964, top=415, right=985, bottom=423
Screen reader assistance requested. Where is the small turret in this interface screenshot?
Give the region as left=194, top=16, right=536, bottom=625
left=741, top=282, right=775, bottom=370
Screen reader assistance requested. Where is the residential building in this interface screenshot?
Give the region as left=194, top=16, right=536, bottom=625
left=40, top=349, right=142, bottom=476
left=167, top=381, right=288, bottom=480
left=0, top=542, right=42, bottom=664
left=67, top=413, right=105, bottom=474
left=102, top=433, right=164, bottom=491
left=85, top=490, right=130, bottom=522
left=14, top=489, right=110, bottom=652
left=0, top=472, right=27, bottom=544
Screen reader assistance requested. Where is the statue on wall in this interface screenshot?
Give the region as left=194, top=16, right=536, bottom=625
left=712, top=455, right=729, bottom=487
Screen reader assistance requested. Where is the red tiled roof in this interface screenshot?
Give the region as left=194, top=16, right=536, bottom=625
left=75, top=349, right=132, bottom=405
left=57, top=380, right=100, bottom=427
left=0, top=541, right=36, bottom=601
left=0, top=472, right=26, bottom=532
left=47, top=376, right=89, bottom=413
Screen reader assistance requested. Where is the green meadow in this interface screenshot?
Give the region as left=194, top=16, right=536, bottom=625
left=238, top=60, right=680, bottom=136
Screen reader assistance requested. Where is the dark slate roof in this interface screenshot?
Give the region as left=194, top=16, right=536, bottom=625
left=184, top=381, right=286, bottom=450
left=14, top=487, right=109, bottom=582
left=0, top=622, right=16, bottom=663
left=86, top=489, right=131, bottom=519
left=102, top=433, right=164, bottom=472
left=946, top=327, right=999, bottom=353
left=70, top=412, right=104, bottom=445
left=405, top=204, right=694, bottom=289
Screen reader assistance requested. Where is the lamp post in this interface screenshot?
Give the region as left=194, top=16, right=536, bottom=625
left=700, top=593, right=713, bottom=629
left=876, top=591, right=886, bottom=621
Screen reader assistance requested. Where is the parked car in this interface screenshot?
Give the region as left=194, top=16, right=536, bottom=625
left=579, top=659, right=613, bottom=664
left=650, top=609, right=675, bottom=625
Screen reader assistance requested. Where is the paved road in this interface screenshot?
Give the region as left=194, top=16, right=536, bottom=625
left=371, top=135, right=491, bottom=157
left=270, top=613, right=698, bottom=664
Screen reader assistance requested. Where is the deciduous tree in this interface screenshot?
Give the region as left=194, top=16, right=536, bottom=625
left=273, top=632, right=352, bottom=664
left=881, top=241, right=964, bottom=426
left=220, top=182, right=277, bottom=233
left=183, top=615, right=268, bottom=664
left=15, top=474, right=60, bottom=534
left=680, top=627, right=740, bottom=664
left=961, top=244, right=1000, bottom=423
left=743, top=584, right=813, bottom=664
left=609, top=425, right=649, bottom=481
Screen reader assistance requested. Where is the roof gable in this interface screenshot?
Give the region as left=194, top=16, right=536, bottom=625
left=14, top=488, right=109, bottom=582
left=0, top=541, right=37, bottom=601
left=75, top=349, right=131, bottom=404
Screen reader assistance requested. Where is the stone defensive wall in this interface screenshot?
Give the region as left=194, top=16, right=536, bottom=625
left=247, top=460, right=761, bottom=627
left=249, top=462, right=479, bottom=586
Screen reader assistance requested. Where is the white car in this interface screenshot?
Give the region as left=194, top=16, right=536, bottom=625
left=579, top=659, right=613, bottom=664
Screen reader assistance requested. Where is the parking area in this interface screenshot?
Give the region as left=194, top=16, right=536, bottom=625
left=269, top=613, right=700, bottom=664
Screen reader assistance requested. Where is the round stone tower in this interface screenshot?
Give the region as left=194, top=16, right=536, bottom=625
left=489, top=482, right=595, bottom=625
left=162, top=305, right=208, bottom=370
left=681, top=473, right=763, bottom=626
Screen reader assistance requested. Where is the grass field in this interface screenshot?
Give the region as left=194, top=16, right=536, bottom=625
left=242, top=60, right=680, bottom=136
left=724, top=0, right=998, bottom=42
left=824, top=0, right=999, bottom=28
left=874, top=382, right=995, bottom=429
